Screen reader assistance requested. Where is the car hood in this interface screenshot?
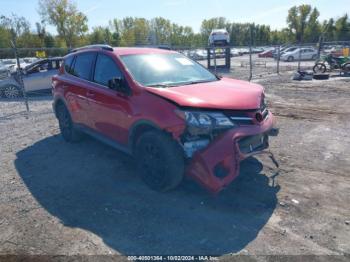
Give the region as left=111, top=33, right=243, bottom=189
left=145, top=77, right=264, bottom=110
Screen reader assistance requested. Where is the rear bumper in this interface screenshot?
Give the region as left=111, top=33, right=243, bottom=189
left=185, top=111, right=275, bottom=193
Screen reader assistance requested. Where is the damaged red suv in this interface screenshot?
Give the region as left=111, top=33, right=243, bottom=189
left=52, top=45, right=276, bottom=193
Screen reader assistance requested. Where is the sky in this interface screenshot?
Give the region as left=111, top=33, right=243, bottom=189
left=0, top=0, right=348, bottom=34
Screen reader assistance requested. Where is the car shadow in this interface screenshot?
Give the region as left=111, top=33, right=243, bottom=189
left=15, top=135, right=279, bottom=256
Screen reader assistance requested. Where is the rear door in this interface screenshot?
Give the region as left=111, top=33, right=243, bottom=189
left=61, top=52, right=96, bottom=127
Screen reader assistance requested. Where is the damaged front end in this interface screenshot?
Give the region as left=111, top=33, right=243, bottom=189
left=175, top=104, right=277, bottom=193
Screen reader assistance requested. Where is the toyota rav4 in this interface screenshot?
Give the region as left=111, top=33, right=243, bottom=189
left=52, top=45, right=276, bottom=193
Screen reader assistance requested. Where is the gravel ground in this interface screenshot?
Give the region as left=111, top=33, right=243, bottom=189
left=0, top=71, right=349, bottom=261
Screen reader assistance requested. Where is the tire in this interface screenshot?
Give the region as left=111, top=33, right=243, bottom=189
left=135, top=130, right=184, bottom=192
left=56, top=103, right=82, bottom=143
left=342, top=62, right=350, bottom=73
left=313, top=63, right=326, bottom=73
left=287, top=56, right=294, bottom=62
left=313, top=74, right=329, bottom=80
left=3, top=85, right=22, bottom=99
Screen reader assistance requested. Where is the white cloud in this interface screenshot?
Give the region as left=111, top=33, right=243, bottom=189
left=84, top=4, right=101, bottom=14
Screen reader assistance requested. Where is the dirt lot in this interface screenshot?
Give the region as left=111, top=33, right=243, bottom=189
left=0, top=71, right=349, bottom=261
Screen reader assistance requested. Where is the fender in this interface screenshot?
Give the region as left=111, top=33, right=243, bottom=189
left=128, top=120, right=162, bottom=152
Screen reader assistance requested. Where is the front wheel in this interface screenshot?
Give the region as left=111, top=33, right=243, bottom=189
left=56, top=104, right=82, bottom=142
left=313, top=63, right=327, bottom=73
left=3, top=85, right=22, bottom=99
left=135, top=131, right=184, bottom=192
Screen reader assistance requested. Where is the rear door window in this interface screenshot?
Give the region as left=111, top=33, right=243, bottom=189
left=64, top=56, right=74, bottom=73
left=71, top=52, right=96, bottom=80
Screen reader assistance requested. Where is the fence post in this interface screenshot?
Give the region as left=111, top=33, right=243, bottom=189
left=213, top=47, right=217, bottom=74
left=10, top=39, right=29, bottom=116
left=276, top=45, right=280, bottom=74
left=297, top=42, right=302, bottom=71
left=317, top=36, right=323, bottom=60
left=248, top=26, right=253, bottom=81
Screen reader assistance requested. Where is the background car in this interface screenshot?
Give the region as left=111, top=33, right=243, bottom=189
left=277, top=46, right=298, bottom=58
left=258, top=48, right=274, bottom=58
left=280, top=47, right=318, bottom=62
left=0, top=62, right=10, bottom=79
left=208, top=29, right=230, bottom=46
left=230, top=48, right=242, bottom=57
left=0, top=57, right=62, bottom=98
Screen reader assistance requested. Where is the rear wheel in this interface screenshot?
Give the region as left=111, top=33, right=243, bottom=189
left=313, top=63, right=327, bottom=73
left=135, top=130, right=184, bottom=192
left=56, top=103, right=82, bottom=142
left=3, top=85, right=22, bottom=99
left=287, top=56, right=294, bottom=62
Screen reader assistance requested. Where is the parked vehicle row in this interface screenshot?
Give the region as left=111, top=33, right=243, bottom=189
left=179, top=47, right=269, bottom=61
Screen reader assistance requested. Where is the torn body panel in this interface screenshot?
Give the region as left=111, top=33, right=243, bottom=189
left=185, top=111, right=275, bottom=193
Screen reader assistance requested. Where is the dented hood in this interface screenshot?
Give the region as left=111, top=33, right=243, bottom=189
left=145, top=77, right=264, bottom=110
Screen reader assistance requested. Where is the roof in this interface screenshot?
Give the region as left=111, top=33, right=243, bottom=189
left=113, top=47, right=176, bottom=56
left=66, top=46, right=176, bottom=58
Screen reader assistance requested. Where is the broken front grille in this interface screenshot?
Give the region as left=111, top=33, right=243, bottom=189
left=224, top=107, right=269, bottom=126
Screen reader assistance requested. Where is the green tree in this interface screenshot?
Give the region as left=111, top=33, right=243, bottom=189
left=335, top=14, right=350, bottom=41
left=89, top=26, right=113, bottom=45
left=35, top=22, right=46, bottom=46
left=0, top=26, right=11, bottom=48
left=150, top=17, right=172, bottom=45
left=0, top=14, right=30, bottom=40
left=287, top=5, right=320, bottom=43
left=38, top=0, right=88, bottom=48
left=321, top=18, right=336, bottom=41
left=200, top=17, right=229, bottom=35
left=304, top=8, right=321, bottom=42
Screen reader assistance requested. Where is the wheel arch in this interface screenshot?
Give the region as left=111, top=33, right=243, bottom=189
left=128, top=120, right=164, bottom=153
left=53, top=97, right=68, bottom=118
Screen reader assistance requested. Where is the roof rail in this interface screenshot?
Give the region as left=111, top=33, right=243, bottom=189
left=70, top=44, right=113, bottom=53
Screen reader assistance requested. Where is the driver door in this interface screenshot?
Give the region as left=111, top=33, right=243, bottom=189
left=86, top=53, right=132, bottom=145
left=22, top=61, right=49, bottom=92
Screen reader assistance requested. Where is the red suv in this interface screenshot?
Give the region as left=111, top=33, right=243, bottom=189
left=52, top=45, right=276, bottom=193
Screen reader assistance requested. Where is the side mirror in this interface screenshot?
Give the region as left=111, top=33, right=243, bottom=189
left=108, top=77, right=131, bottom=96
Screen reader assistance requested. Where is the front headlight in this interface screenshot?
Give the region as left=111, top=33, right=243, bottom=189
left=176, top=110, right=234, bottom=135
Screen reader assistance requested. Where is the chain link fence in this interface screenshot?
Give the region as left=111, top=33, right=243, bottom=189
left=1, top=41, right=350, bottom=118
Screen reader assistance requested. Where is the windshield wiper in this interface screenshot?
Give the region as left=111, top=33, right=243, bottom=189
left=180, top=79, right=218, bottom=86
left=146, top=83, right=176, bottom=88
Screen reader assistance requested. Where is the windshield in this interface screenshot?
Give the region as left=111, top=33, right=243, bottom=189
left=120, top=53, right=217, bottom=87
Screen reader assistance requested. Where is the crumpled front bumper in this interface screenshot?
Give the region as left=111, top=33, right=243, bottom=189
left=185, top=111, right=275, bottom=193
